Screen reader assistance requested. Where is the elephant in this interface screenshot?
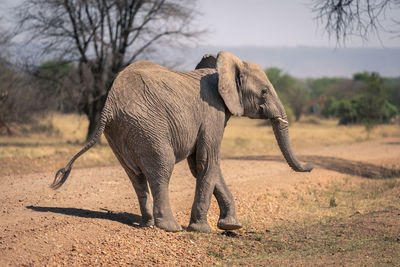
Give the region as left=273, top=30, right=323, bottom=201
left=52, top=51, right=313, bottom=233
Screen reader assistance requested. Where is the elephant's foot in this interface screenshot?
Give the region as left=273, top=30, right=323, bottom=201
left=141, top=217, right=155, bottom=227
left=217, top=216, right=242, bottom=231
left=155, top=217, right=182, bottom=232
left=188, top=221, right=212, bottom=233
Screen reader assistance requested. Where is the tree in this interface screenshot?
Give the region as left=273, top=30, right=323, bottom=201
left=307, top=77, right=341, bottom=98
left=386, top=77, right=400, bottom=112
left=265, top=67, right=310, bottom=121
left=323, top=72, right=398, bottom=127
left=0, top=19, right=15, bottom=135
left=16, top=0, right=202, bottom=140
left=312, top=0, right=400, bottom=44
left=336, top=98, right=358, bottom=124
left=286, top=86, right=311, bottom=121
left=34, top=60, right=77, bottom=113
left=321, top=96, right=339, bottom=118
left=355, top=73, right=387, bottom=129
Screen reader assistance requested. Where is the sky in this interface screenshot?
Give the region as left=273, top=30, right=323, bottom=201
left=2, top=0, right=400, bottom=78
left=2, top=0, right=400, bottom=48
left=195, top=0, right=400, bottom=48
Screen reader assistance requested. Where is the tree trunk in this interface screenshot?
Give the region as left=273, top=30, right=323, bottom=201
left=0, top=116, right=12, bottom=135
left=295, top=112, right=301, bottom=121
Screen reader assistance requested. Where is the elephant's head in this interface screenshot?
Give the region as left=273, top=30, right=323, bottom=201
left=215, top=51, right=313, bottom=172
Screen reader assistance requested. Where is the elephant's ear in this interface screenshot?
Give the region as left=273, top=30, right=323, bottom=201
left=216, top=51, right=244, bottom=116
left=195, top=54, right=217, bottom=69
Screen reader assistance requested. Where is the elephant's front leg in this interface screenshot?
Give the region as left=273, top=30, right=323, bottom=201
left=187, top=155, right=242, bottom=230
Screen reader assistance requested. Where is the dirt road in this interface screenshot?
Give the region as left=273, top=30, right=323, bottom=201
left=1, top=138, right=400, bottom=265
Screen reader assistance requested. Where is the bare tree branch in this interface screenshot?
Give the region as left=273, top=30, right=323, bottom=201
left=15, top=0, right=203, bottom=140
left=312, top=0, right=400, bottom=44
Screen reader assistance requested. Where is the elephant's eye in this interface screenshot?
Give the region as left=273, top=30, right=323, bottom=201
left=261, top=89, right=268, bottom=96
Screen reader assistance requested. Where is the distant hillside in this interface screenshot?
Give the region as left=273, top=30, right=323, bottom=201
left=174, top=46, right=400, bottom=78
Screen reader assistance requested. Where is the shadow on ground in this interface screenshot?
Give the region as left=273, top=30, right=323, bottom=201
left=225, top=155, right=400, bottom=179
left=26, top=206, right=142, bottom=227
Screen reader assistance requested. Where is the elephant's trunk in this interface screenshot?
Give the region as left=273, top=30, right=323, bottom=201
left=271, top=116, right=313, bottom=172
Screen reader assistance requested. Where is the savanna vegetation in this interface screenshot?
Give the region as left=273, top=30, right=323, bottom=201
left=1, top=1, right=400, bottom=265
left=2, top=113, right=400, bottom=177
left=1, top=0, right=399, bottom=138
left=1, top=0, right=202, bottom=140
left=1, top=113, right=400, bottom=266
left=2, top=52, right=399, bottom=137
left=265, top=67, right=400, bottom=130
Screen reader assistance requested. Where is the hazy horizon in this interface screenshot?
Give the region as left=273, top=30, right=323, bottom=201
left=2, top=0, right=400, bottom=78
left=174, top=45, right=400, bottom=78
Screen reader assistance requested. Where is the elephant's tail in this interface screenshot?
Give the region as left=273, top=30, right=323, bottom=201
left=50, top=114, right=108, bottom=189
left=50, top=82, right=115, bottom=190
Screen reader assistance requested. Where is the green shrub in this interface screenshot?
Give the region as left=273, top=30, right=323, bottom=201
left=381, top=101, right=398, bottom=123
left=322, top=96, right=339, bottom=118
left=337, top=99, right=358, bottom=125
left=323, top=72, right=398, bottom=126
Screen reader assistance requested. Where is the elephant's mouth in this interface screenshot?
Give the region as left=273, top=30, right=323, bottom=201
left=259, top=104, right=288, bottom=124
left=272, top=117, right=289, bottom=124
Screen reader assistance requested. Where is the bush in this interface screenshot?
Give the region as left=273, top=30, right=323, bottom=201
left=0, top=59, right=79, bottom=127
left=334, top=98, right=398, bottom=126
left=282, top=102, right=294, bottom=124
left=337, top=99, right=359, bottom=125
left=321, top=73, right=398, bottom=126
left=265, top=68, right=310, bottom=121
left=322, top=96, right=339, bottom=118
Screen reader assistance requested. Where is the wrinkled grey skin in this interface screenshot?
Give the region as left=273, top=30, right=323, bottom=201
left=52, top=52, right=313, bottom=233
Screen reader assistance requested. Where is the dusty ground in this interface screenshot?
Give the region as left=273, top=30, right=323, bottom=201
left=1, top=138, right=400, bottom=266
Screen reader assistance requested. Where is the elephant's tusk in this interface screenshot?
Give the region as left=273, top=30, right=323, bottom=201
left=277, top=118, right=289, bottom=124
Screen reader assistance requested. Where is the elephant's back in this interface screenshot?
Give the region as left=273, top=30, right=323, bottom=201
left=108, top=61, right=204, bottom=113
left=103, top=60, right=225, bottom=164
left=106, top=59, right=204, bottom=137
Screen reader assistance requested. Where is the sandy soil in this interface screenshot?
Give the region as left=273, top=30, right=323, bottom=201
left=1, top=138, right=400, bottom=266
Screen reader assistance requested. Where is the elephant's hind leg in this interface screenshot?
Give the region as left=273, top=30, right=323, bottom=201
left=141, top=150, right=182, bottom=232
left=104, top=135, right=154, bottom=227
left=125, top=169, right=154, bottom=227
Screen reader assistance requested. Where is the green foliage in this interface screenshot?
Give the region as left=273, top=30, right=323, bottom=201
left=329, top=196, right=338, bottom=208
left=308, top=77, right=341, bottom=98
left=309, top=77, right=362, bottom=101
left=381, top=101, right=398, bottom=123
left=35, top=60, right=78, bottom=113
left=321, top=72, right=398, bottom=126
left=385, top=77, right=400, bottom=111
left=0, top=60, right=33, bottom=123
left=337, top=99, right=359, bottom=124
left=265, top=67, right=283, bottom=85
left=321, top=96, right=339, bottom=118
left=282, top=102, right=294, bottom=124
left=265, top=67, right=310, bottom=121
left=287, top=86, right=311, bottom=121
left=353, top=71, right=379, bottom=82
left=0, top=58, right=79, bottom=125
left=37, top=60, right=73, bottom=80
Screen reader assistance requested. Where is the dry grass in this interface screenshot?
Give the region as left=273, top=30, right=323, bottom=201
left=0, top=113, right=116, bottom=176
left=1, top=113, right=400, bottom=265
left=1, top=113, right=400, bottom=176
left=201, top=176, right=400, bottom=265
left=222, top=116, right=400, bottom=155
